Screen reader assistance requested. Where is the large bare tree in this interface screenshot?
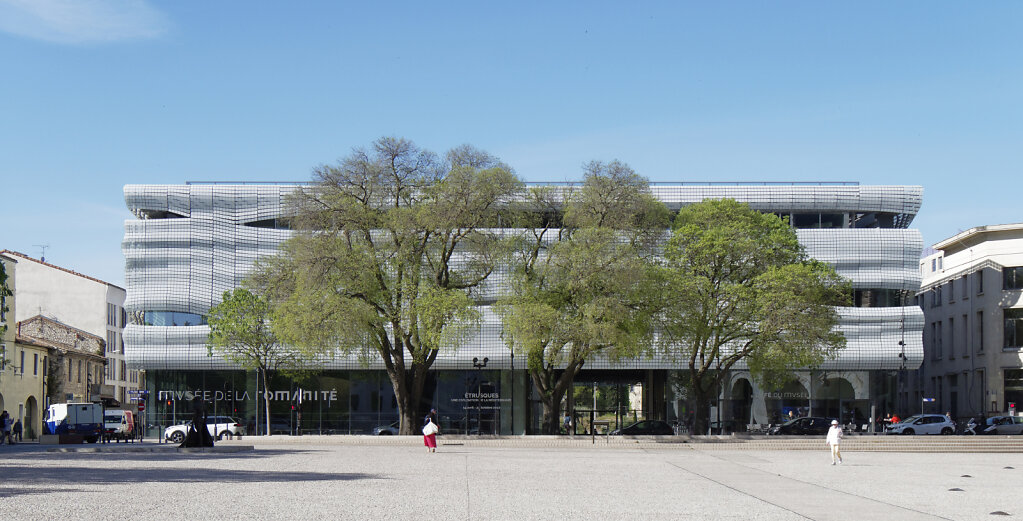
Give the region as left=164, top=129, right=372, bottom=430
left=256, top=137, right=521, bottom=434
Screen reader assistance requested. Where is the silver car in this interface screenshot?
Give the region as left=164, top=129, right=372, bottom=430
left=981, top=416, right=1023, bottom=435
left=886, top=414, right=955, bottom=435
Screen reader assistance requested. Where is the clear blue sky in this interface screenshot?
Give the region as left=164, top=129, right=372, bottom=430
left=1, top=1, right=1020, bottom=287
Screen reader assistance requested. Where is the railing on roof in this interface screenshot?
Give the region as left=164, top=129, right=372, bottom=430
left=525, top=181, right=861, bottom=186
left=184, top=181, right=306, bottom=185
left=185, top=180, right=861, bottom=187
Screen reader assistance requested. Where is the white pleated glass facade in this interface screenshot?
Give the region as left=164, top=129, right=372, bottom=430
left=123, top=183, right=924, bottom=374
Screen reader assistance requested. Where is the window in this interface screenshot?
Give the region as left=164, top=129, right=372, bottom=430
left=852, top=289, right=911, bottom=307
left=931, top=259, right=936, bottom=272
left=33, top=353, right=38, bottom=375
left=932, top=322, right=941, bottom=359
left=20, top=350, right=25, bottom=374
left=77, top=360, right=82, bottom=383
left=962, top=314, right=969, bottom=358
left=936, top=321, right=943, bottom=358
left=142, top=311, right=207, bottom=326
left=977, top=271, right=984, bottom=294
left=962, top=275, right=969, bottom=299
left=120, top=360, right=126, bottom=381
left=934, top=286, right=943, bottom=307
left=1004, top=267, right=1023, bottom=290
left=67, top=360, right=72, bottom=380
left=949, top=279, right=955, bottom=302
left=949, top=317, right=955, bottom=359
left=1003, top=308, right=1023, bottom=349
left=977, top=311, right=984, bottom=353
left=939, top=257, right=943, bottom=270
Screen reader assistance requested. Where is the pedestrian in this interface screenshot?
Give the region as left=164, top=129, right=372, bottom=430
left=12, top=419, right=22, bottom=442
left=423, top=408, right=439, bottom=453
left=891, top=413, right=901, bottom=424
left=826, top=419, right=843, bottom=465
left=563, top=413, right=572, bottom=434
left=0, top=411, right=11, bottom=445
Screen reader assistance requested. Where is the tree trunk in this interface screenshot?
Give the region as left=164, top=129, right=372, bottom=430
left=691, top=385, right=710, bottom=435
left=390, top=361, right=430, bottom=435
left=539, top=386, right=568, bottom=435
left=262, top=368, right=272, bottom=436
left=532, top=361, right=582, bottom=435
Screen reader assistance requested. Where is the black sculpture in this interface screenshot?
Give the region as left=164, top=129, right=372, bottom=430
left=180, top=396, right=214, bottom=448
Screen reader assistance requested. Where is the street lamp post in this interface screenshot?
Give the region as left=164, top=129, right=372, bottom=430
left=472, top=357, right=488, bottom=436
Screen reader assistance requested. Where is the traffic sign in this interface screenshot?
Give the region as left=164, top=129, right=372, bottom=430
left=127, top=389, right=144, bottom=396
left=922, top=398, right=935, bottom=402
left=137, top=403, right=145, bottom=412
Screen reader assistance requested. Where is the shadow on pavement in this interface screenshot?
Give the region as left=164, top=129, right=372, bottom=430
left=0, top=448, right=316, bottom=462
left=0, top=487, right=91, bottom=499
left=0, top=464, right=385, bottom=498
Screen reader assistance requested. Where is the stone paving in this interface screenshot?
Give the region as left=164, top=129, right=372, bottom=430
left=1, top=438, right=1021, bottom=520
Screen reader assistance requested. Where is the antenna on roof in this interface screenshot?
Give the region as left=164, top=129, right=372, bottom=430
left=32, top=244, right=49, bottom=262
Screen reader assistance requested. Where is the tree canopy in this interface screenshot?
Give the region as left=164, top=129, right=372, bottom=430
left=498, top=160, right=669, bottom=433
left=255, top=136, right=522, bottom=434
left=0, top=259, right=10, bottom=338
left=658, top=198, right=849, bottom=433
left=206, top=287, right=299, bottom=435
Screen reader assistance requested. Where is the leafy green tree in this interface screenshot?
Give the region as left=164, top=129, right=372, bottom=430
left=658, top=198, right=849, bottom=434
left=257, top=137, right=522, bottom=434
left=499, top=161, right=669, bottom=434
left=0, top=259, right=10, bottom=372
left=206, top=288, right=300, bottom=436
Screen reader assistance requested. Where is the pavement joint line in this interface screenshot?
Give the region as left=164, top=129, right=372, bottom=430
left=659, top=453, right=813, bottom=520
left=464, top=454, right=471, bottom=521
left=679, top=447, right=960, bottom=521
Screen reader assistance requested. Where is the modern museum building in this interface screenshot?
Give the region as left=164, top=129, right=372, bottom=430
left=123, top=182, right=924, bottom=436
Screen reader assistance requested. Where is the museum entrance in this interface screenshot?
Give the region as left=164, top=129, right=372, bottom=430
left=563, top=370, right=655, bottom=435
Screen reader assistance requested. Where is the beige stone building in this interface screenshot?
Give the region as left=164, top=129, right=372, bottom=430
left=17, top=315, right=106, bottom=406
left=0, top=255, right=47, bottom=439
left=915, top=223, right=1023, bottom=419
left=0, top=251, right=135, bottom=405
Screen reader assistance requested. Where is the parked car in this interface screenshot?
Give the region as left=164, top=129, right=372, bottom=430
left=768, top=417, right=834, bottom=436
left=886, top=414, right=955, bottom=435
left=979, top=416, right=1023, bottom=435
left=372, top=421, right=400, bottom=435
left=164, top=416, right=245, bottom=443
left=610, top=420, right=675, bottom=435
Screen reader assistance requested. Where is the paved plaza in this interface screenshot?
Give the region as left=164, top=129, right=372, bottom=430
left=1, top=438, right=1022, bottom=520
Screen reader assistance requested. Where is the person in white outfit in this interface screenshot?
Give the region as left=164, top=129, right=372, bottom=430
left=826, top=419, right=843, bottom=465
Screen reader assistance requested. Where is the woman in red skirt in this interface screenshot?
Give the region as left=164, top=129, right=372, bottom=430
left=423, top=408, right=439, bottom=453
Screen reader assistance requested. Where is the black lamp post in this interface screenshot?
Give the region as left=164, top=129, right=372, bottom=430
left=472, top=357, right=488, bottom=436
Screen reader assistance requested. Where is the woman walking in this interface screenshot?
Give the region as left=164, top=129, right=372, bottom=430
left=826, top=419, right=843, bottom=465
left=423, top=409, right=439, bottom=453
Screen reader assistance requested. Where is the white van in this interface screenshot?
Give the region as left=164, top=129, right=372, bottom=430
left=103, top=410, right=135, bottom=442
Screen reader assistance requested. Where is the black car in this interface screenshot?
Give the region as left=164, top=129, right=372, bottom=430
left=611, top=420, right=675, bottom=435
left=768, top=417, right=835, bottom=435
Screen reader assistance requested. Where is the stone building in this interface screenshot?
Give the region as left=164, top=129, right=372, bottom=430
left=0, top=255, right=47, bottom=439
left=0, top=250, right=136, bottom=405
left=17, top=315, right=107, bottom=405
left=916, top=223, right=1023, bottom=419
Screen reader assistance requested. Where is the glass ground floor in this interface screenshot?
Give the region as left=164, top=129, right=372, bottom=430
left=137, top=368, right=901, bottom=437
